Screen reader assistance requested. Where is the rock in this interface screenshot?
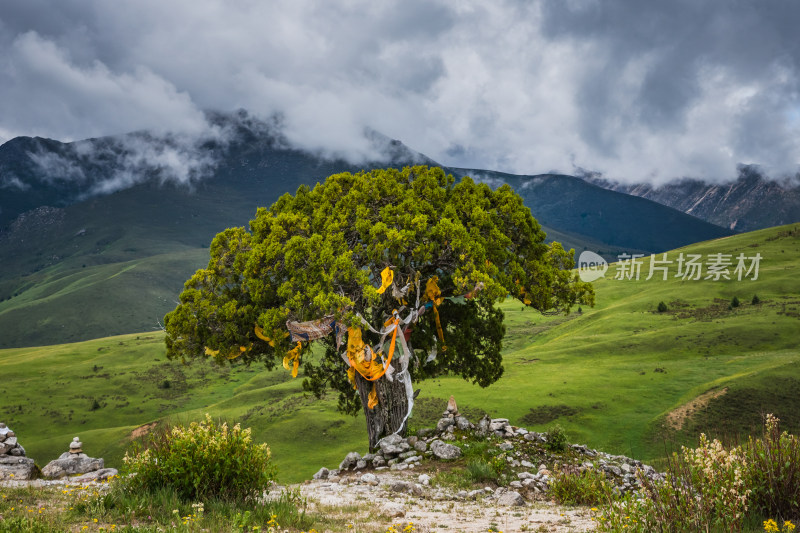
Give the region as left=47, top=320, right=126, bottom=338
left=436, top=418, right=454, bottom=433
left=328, top=475, right=341, bottom=483
left=399, top=450, right=417, bottom=459
left=517, top=472, right=535, bottom=480
left=455, top=416, right=472, bottom=431
left=509, top=480, right=523, bottom=489
left=489, top=418, right=509, bottom=431
left=521, top=460, right=534, bottom=468
left=360, top=473, right=378, bottom=485
left=42, top=453, right=104, bottom=479
left=355, top=459, right=367, bottom=470
left=362, top=453, right=376, bottom=463
left=418, top=473, right=431, bottom=485
left=372, top=456, right=386, bottom=467
left=407, top=436, right=418, bottom=447
left=414, top=440, right=428, bottom=453
left=445, top=396, right=458, bottom=416
left=497, top=490, right=525, bottom=506
left=313, top=467, right=329, bottom=480
left=73, top=468, right=118, bottom=483
left=416, top=428, right=434, bottom=438
left=498, top=441, right=514, bottom=451
left=381, top=502, right=405, bottom=518
left=403, top=456, right=421, bottom=464
left=0, top=456, right=36, bottom=480
left=468, top=489, right=484, bottom=499
left=339, top=451, right=362, bottom=470
left=429, top=440, right=462, bottom=460
left=69, top=437, right=83, bottom=455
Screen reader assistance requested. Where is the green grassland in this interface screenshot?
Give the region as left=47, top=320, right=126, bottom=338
left=1, top=224, right=798, bottom=483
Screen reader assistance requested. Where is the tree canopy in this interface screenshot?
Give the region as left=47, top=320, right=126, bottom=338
left=164, top=166, right=594, bottom=446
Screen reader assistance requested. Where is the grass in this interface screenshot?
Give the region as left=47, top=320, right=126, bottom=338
left=0, top=223, right=798, bottom=486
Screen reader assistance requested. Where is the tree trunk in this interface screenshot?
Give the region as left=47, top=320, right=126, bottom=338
left=355, top=358, right=409, bottom=451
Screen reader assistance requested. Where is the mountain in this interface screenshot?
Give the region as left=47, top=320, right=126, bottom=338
left=0, top=111, right=732, bottom=347
left=583, top=166, right=800, bottom=232
left=446, top=168, right=733, bottom=253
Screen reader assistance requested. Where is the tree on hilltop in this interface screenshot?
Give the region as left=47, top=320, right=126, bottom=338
left=163, top=166, right=594, bottom=449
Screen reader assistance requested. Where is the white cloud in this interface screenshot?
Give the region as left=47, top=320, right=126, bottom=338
left=1, top=0, right=799, bottom=185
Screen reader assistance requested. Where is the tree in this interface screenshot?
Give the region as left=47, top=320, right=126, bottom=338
left=163, top=166, right=594, bottom=449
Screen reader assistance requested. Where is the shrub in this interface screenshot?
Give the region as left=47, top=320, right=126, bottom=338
left=550, top=465, right=613, bottom=506
left=123, top=414, right=276, bottom=501
left=732, top=295, right=740, bottom=308
left=595, top=434, right=749, bottom=532
left=657, top=301, right=668, bottom=313
left=744, top=414, right=800, bottom=520
left=466, top=458, right=501, bottom=484
left=546, top=424, right=568, bottom=452
left=752, top=294, right=761, bottom=305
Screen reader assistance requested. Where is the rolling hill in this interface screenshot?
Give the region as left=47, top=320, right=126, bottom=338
left=1, top=223, right=797, bottom=483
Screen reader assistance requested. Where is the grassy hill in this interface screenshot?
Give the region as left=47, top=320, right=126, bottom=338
left=1, top=224, right=797, bottom=484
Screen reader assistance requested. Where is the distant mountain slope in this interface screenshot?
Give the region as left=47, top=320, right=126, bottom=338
left=0, top=113, right=733, bottom=347
left=447, top=168, right=733, bottom=253
left=584, top=166, right=800, bottom=232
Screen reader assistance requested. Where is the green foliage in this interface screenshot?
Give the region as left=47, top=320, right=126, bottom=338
left=122, top=414, right=275, bottom=502
left=550, top=466, right=613, bottom=506
left=546, top=424, right=568, bottom=452
left=163, top=166, right=593, bottom=416
left=752, top=294, right=761, bottom=305
left=744, top=415, right=800, bottom=520
left=732, top=295, right=741, bottom=308
left=596, top=416, right=800, bottom=532
left=466, top=458, right=502, bottom=484
left=657, top=301, right=668, bottom=313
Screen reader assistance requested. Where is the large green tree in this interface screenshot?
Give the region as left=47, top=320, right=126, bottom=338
left=164, top=166, right=594, bottom=449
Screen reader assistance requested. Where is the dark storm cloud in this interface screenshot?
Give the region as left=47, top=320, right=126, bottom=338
left=0, top=0, right=798, bottom=185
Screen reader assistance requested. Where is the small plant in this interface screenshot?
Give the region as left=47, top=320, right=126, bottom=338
left=122, top=414, right=276, bottom=501
left=550, top=466, right=613, bottom=506
left=466, top=458, right=500, bottom=484
left=90, top=398, right=101, bottom=411
left=657, top=301, right=668, bottom=313
left=546, top=424, right=568, bottom=452
left=732, top=295, right=740, bottom=308
left=752, top=294, right=761, bottom=304
left=744, top=414, right=800, bottom=520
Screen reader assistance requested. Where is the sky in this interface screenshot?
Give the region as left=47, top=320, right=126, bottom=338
left=1, top=0, right=799, bottom=185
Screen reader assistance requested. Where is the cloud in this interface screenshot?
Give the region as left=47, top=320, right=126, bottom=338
left=1, top=0, right=799, bottom=185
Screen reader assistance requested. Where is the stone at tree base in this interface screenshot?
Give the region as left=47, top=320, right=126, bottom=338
left=429, top=439, right=462, bottom=460
left=339, top=451, right=362, bottom=471
left=312, top=467, right=329, bottom=480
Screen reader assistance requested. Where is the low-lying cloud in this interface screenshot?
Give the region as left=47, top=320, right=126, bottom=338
left=1, top=0, right=799, bottom=186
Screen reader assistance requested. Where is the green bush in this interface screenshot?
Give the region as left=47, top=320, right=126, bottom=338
left=546, top=424, right=568, bottom=452
left=657, top=301, right=668, bottom=313
left=466, top=458, right=500, bottom=484
left=550, top=466, right=613, bottom=506
left=752, top=294, right=761, bottom=305
left=122, top=414, right=276, bottom=501
left=594, top=415, right=800, bottom=532
left=731, top=295, right=740, bottom=308
left=744, top=414, right=800, bottom=520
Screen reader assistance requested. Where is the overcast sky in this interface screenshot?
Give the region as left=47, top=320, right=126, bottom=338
left=1, top=0, right=799, bottom=184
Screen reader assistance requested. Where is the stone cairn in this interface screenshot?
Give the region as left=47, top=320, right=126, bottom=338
left=311, top=396, right=665, bottom=508
left=0, top=422, right=36, bottom=480
left=42, top=436, right=117, bottom=481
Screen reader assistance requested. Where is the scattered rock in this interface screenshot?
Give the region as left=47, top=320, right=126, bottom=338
left=497, top=490, right=525, bottom=506
left=429, top=440, right=462, bottom=460
left=339, top=451, right=362, bottom=470
left=0, top=423, right=35, bottom=480
left=313, top=467, right=329, bottom=480
left=73, top=468, right=118, bottom=483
